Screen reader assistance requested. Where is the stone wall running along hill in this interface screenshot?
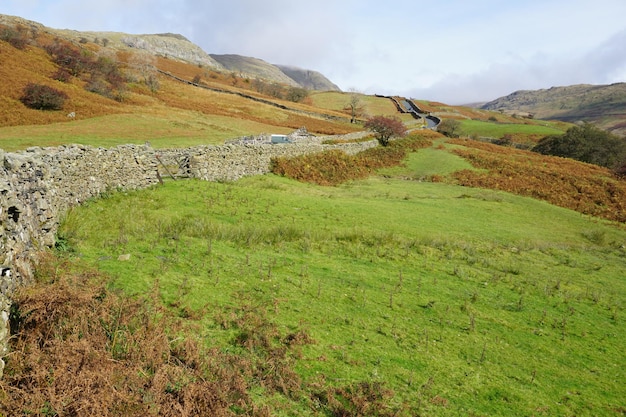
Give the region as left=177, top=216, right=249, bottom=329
left=0, top=134, right=377, bottom=377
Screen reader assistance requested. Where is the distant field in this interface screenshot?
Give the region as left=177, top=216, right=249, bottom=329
left=310, top=91, right=400, bottom=117
left=460, top=119, right=566, bottom=140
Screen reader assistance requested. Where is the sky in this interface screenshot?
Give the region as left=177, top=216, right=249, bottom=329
left=2, top=0, right=626, bottom=104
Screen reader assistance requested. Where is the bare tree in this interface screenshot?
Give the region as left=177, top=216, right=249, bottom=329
left=129, top=51, right=159, bottom=92
left=347, top=90, right=364, bottom=123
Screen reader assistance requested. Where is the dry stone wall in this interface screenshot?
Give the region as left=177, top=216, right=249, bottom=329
left=0, top=144, right=159, bottom=376
left=0, top=134, right=377, bottom=377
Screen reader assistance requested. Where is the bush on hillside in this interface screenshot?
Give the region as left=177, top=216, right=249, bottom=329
left=437, top=119, right=462, bottom=138
left=52, top=67, right=72, bottom=82
left=364, top=115, right=407, bottom=146
left=45, top=41, right=91, bottom=76
left=45, top=40, right=128, bottom=100
left=20, top=83, right=68, bottom=110
left=533, top=122, right=626, bottom=169
left=0, top=24, right=29, bottom=50
left=286, top=87, right=309, bottom=103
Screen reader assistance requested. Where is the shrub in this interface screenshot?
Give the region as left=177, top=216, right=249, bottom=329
left=0, top=24, right=29, bottom=49
left=85, top=77, right=113, bottom=98
left=52, top=67, right=72, bottom=82
left=20, top=83, right=68, bottom=110
left=364, top=115, right=406, bottom=146
left=438, top=119, right=462, bottom=138
left=286, top=87, right=309, bottom=103
left=45, top=41, right=90, bottom=76
left=533, top=122, right=626, bottom=169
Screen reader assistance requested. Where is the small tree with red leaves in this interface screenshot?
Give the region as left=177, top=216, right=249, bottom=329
left=364, top=115, right=406, bottom=146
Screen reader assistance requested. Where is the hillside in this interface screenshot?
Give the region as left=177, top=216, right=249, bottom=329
left=0, top=14, right=366, bottom=150
left=0, top=14, right=339, bottom=92
left=275, top=64, right=341, bottom=91
left=1, top=12, right=626, bottom=417
left=210, top=53, right=301, bottom=87
left=3, top=141, right=624, bottom=415
left=480, top=83, right=626, bottom=136
left=211, top=54, right=340, bottom=92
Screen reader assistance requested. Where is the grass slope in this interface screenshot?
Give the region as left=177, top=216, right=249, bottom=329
left=459, top=119, right=566, bottom=144
left=52, top=153, right=626, bottom=415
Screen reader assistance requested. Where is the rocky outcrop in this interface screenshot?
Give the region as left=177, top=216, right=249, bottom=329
left=121, top=34, right=224, bottom=69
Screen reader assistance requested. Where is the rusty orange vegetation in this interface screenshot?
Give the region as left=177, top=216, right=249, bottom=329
left=447, top=138, right=626, bottom=223
left=1, top=32, right=357, bottom=135
left=0, top=33, right=126, bottom=126
left=272, top=135, right=433, bottom=186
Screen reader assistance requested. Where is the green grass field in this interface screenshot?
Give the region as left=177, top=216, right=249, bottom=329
left=59, top=153, right=626, bottom=416
left=0, top=111, right=296, bottom=151
left=459, top=119, right=565, bottom=139
left=310, top=91, right=400, bottom=117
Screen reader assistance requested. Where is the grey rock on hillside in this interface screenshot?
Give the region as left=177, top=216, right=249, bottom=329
left=120, top=33, right=224, bottom=69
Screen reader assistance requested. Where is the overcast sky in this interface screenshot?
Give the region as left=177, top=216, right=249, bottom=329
left=3, top=0, right=626, bottom=104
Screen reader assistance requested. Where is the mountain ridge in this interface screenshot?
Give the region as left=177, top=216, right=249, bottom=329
left=480, top=83, right=626, bottom=136
left=0, top=14, right=339, bottom=92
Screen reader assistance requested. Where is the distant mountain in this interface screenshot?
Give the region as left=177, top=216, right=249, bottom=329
left=275, top=65, right=340, bottom=91
left=211, top=54, right=340, bottom=91
left=0, top=14, right=224, bottom=69
left=210, top=54, right=300, bottom=87
left=480, top=83, right=626, bottom=136
left=0, top=14, right=340, bottom=92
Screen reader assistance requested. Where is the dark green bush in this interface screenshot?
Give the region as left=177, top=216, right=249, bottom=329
left=20, top=83, right=68, bottom=110
left=52, top=67, right=72, bottom=82
left=286, top=87, right=309, bottom=103
left=533, top=123, right=626, bottom=169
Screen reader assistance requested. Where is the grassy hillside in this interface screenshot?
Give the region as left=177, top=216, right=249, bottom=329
left=480, top=83, right=626, bottom=137
left=1, top=16, right=625, bottom=416
left=210, top=54, right=300, bottom=87
left=0, top=25, right=359, bottom=151
left=3, top=138, right=625, bottom=416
